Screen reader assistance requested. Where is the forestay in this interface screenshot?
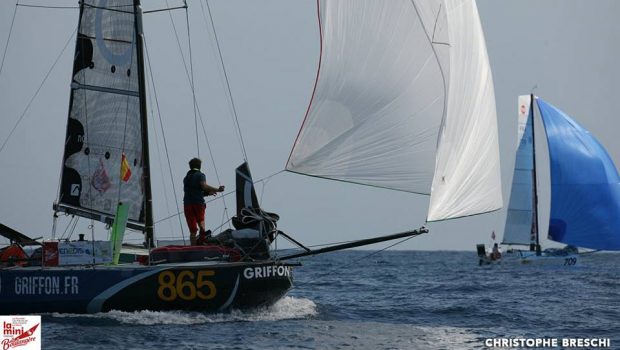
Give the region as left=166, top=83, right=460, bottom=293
left=286, top=0, right=501, bottom=221
left=57, top=0, right=145, bottom=228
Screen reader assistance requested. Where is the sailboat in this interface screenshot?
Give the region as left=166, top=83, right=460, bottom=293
left=0, top=0, right=501, bottom=314
left=499, top=94, right=620, bottom=265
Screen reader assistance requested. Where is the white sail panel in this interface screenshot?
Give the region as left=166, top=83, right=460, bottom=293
left=58, top=0, right=144, bottom=224
left=286, top=0, right=449, bottom=194
left=502, top=96, right=535, bottom=245
left=426, top=0, right=502, bottom=221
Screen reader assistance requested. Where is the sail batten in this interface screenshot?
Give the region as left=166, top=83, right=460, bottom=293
left=71, top=82, right=140, bottom=97
left=57, top=0, right=145, bottom=226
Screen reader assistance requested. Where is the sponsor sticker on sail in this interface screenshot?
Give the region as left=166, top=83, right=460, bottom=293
left=1, top=315, right=41, bottom=350
left=91, top=158, right=111, bottom=193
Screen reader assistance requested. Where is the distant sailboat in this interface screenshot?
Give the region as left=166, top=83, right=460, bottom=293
left=0, top=0, right=502, bottom=313
left=500, top=94, right=620, bottom=265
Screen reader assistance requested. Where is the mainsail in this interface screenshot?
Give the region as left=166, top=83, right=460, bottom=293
left=286, top=0, right=502, bottom=221
left=537, top=98, right=620, bottom=250
left=57, top=0, right=146, bottom=230
left=502, top=96, right=536, bottom=246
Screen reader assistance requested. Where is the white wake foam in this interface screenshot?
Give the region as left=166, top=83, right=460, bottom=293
left=50, top=296, right=317, bottom=325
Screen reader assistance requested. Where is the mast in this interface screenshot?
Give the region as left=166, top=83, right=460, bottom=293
left=134, top=0, right=154, bottom=248
left=530, top=94, right=541, bottom=255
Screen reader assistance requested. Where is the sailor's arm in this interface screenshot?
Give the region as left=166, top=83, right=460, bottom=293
left=200, top=181, right=225, bottom=196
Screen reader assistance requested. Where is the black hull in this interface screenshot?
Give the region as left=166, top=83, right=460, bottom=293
left=0, top=261, right=294, bottom=314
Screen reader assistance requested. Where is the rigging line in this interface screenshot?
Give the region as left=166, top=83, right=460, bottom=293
left=164, top=0, right=200, bottom=156
left=199, top=112, right=230, bottom=215
left=191, top=107, right=231, bottom=224
left=217, top=211, right=231, bottom=234
left=153, top=189, right=235, bottom=224
left=183, top=1, right=200, bottom=158
left=58, top=216, right=73, bottom=241
left=287, top=235, right=418, bottom=291
left=254, top=169, right=284, bottom=184
left=163, top=0, right=229, bottom=220
left=256, top=169, right=284, bottom=206
left=143, top=5, right=186, bottom=15
left=60, top=216, right=78, bottom=241
left=15, top=4, right=78, bottom=9
left=179, top=56, right=230, bottom=220
left=147, top=62, right=175, bottom=237
left=257, top=170, right=279, bottom=206
left=0, top=1, right=18, bottom=79
left=0, top=27, right=76, bottom=156
left=162, top=1, right=199, bottom=158
left=143, top=37, right=186, bottom=241
left=202, top=0, right=248, bottom=162
left=196, top=1, right=237, bottom=137
left=153, top=168, right=284, bottom=224
left=166, top=0, right=232, bottom=226
left=276, top=234, right=401, bottom=252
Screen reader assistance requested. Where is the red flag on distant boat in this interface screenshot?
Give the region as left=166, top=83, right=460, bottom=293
left=121, top=153, right=132, bottom=182
left=491, top=230, right=496, bottom=240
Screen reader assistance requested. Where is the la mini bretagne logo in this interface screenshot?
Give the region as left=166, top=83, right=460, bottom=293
left=1, top=316, right=41, bottom=350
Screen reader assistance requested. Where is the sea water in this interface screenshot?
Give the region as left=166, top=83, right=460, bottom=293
left=41, top=251, right=620, bottom=349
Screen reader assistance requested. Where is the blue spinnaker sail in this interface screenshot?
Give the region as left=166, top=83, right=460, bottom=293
left=537, top=98, right=620, bottom=250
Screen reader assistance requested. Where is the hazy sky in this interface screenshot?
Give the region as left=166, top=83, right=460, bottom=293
left=0, top=0, right=618, bottom=251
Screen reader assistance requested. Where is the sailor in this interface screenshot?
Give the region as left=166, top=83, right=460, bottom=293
left=490, top=243, right=502, bottom=260
left=183, top=158, right=225, bottom=245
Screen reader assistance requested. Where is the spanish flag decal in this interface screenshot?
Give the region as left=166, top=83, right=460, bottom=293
left=121, top=153, right=132, bottom=182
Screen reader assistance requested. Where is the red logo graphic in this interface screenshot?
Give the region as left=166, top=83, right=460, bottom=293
left=1, top=317, right=41, bottom=350
left=91, top=158, right=112, bottom=193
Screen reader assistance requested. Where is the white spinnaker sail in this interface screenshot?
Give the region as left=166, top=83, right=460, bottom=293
left=286, top=0, right=501, bottom=221
left=426, top=0, right=502, bottom=221
left=287, top=0, right=448, bottom=194
left=502, top=95, right=535, bottom=245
